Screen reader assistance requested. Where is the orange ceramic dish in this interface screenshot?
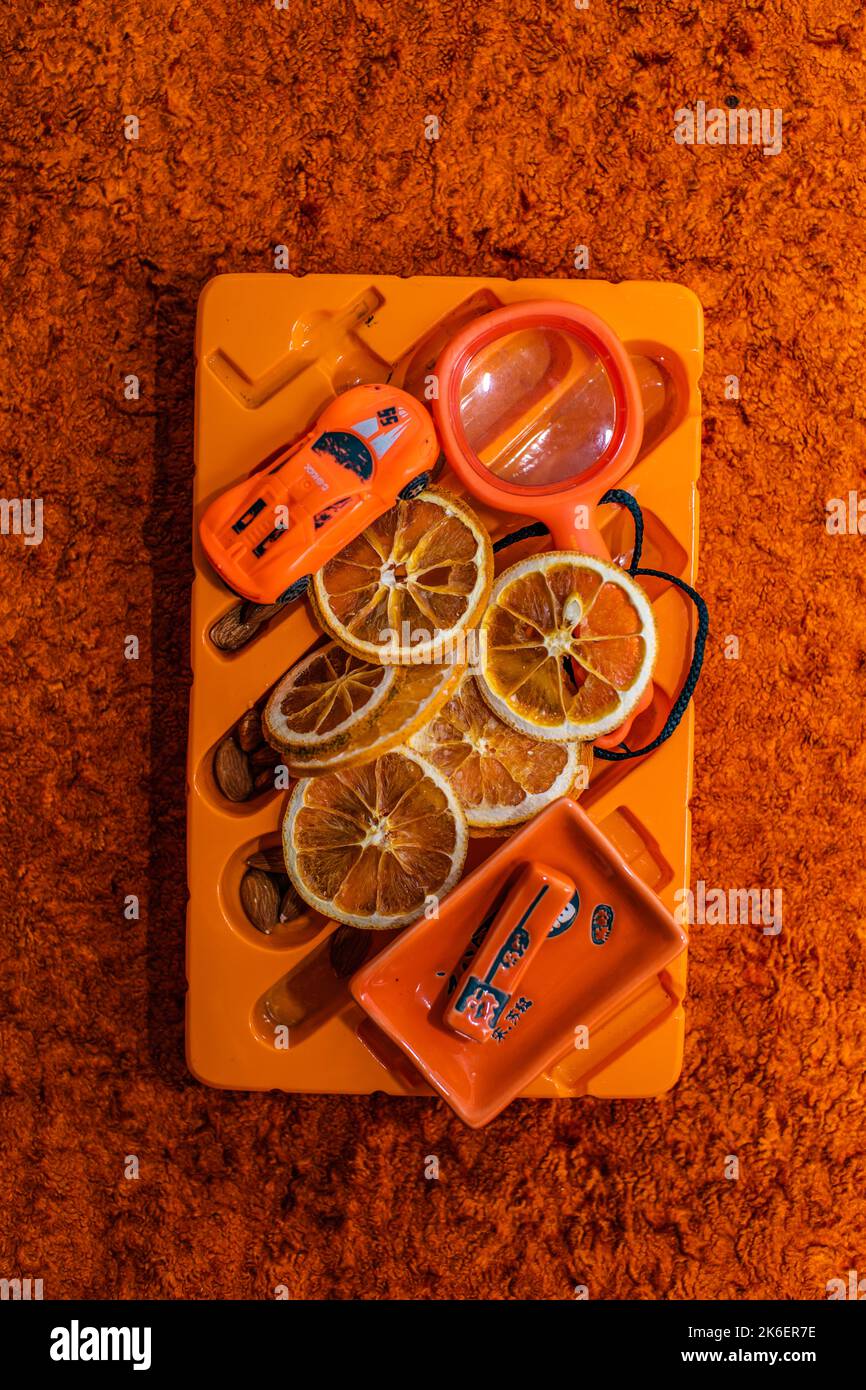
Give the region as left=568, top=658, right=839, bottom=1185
left=351, top=798, right=688, bottom=1128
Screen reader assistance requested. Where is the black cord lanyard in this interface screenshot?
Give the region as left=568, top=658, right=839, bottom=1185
left=493, top=489, right=708, bottom=761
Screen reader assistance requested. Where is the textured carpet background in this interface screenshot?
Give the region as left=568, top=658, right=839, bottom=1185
left=1, top=0, right=865, bottom=1300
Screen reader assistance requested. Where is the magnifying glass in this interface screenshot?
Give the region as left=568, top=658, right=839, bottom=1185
left=433, top=300, right=645, bottom=558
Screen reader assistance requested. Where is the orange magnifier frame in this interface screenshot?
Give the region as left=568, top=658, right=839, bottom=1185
left=433, top=300, right=644, bottom=558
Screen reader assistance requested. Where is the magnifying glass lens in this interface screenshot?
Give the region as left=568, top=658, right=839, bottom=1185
left=457, top=326, right=618, bottom=489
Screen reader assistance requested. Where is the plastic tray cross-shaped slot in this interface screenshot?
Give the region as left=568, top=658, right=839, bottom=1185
left=187, top=273, right=702, bottom=1101
left=351, top=798, right=689, bottom=1128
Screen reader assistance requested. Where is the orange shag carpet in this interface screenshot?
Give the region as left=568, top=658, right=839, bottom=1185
left=0, top=0, right=864, bottom=1299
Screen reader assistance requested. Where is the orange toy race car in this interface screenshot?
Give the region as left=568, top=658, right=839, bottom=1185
left=200, top=383, right=438, bottom=605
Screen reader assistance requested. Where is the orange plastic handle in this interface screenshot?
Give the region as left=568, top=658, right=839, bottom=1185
left=445, top=861, right=575, bottom=1043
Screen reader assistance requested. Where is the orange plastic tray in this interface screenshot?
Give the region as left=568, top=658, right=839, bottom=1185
left=187, top=273, right=702, bottom=1100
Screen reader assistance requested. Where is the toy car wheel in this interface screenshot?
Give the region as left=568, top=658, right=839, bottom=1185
left=398, top=472, right=430, bottom=502
left=277, top=575, right=311, bottom=604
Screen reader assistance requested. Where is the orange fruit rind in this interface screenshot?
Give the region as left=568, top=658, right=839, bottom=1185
left=311, top=489, right=493, bottom=666
left=264, top=641, right=463, bottom=775
left=410, top=672, right=593, bottom=833
left=478, top=551, right=657, bottom=741
left=282, top=747, right=469, bottom=929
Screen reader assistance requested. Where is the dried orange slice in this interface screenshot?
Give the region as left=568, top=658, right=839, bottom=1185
left=478, top=551, right=656, bottom=741
left=283, top=748, right=468, bottom=929
left=263, top=641, right=463, bottom=775
left=410, top=672, right=593, bottom=833
left=310, top=490, right=493, bottom=665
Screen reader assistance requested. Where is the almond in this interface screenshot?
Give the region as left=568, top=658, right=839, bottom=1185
left=251, top=743, right=280, bottom=769
left=246, top=846, right=288, bottom=875
left=214, top=737, right=253, bottom=801
left=329, top=923, right=372, bottom=979
left=210, top=600, right=286, bottom=652
left=253, top=768, right=276, bottom=793
left=240, top=869, right=280, bottom=934
left=209, top=607, right=255, bottom=652
left=237, top=708, right=263, bottom=752
left=279, top=884, right=305, bottom=923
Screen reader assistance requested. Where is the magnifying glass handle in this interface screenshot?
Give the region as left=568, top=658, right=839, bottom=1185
left=545, top=504, right=609, bottom=560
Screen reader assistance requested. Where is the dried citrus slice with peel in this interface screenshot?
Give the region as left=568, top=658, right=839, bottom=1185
left=410, top=672, right=593, bottom=833
left=311, top=490, right=493, bottom=665
left=478, top=551, right=656, bottom=741
left=283, top=748, right=468, bottom=929
left=264, top=641, right=463, bottom=775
